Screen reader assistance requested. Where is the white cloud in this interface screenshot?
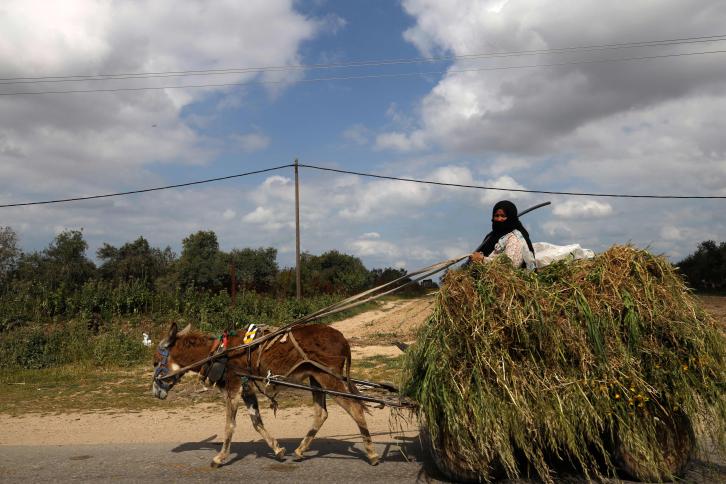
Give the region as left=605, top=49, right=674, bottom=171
left=349, top=238, right=400, bottom=257
left=542, top=221, right=574, bottom=238
left=242, top=206, right=295, bottom=232
left=342, top=124, right=370, bottom=145
left=395, top=0, right=726, bottom=164
left=319, top=13, right=347, bottom=35
left=222, top=209, right=236, bottom=220
left=370, top=0, right=726, bottom=259
left=553, top=199, right=613, bottom=219
left=478, top=175, right=529, bottom=205
left=339, top=178, right=432, bottom=220
left=374, top=131, right=427, bottom=152
left=231, top=132, right=271, bottom=153
left=0, top=0, right=319, bottom=200
left=660, top=225, right=683, bottom=241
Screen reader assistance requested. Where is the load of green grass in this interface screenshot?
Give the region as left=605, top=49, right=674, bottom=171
left=402, top=245, right=726, bottom=482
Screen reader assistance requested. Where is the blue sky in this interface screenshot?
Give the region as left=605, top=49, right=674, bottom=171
left=1, top=0, right=725, bottom=270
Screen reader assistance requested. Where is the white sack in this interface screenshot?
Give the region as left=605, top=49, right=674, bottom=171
left=533, top=242, right=595, bottom=269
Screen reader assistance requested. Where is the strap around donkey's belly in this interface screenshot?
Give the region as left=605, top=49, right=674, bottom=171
left=253, top=329, right=344, bottom=381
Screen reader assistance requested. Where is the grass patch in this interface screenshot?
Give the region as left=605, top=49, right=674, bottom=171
left=0, top=352, right=405, bottom=415
left=0, top=364, right=159, bottom=415
left=351, top=354, right=403, bottom=385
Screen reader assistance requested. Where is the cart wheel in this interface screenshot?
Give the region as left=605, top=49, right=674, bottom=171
left=420, top=425, right=500, bottom=483
left=614, top=411, right=695, bottom=482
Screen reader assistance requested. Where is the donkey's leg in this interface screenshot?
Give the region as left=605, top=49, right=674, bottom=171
left=294, top=377, right=328, bottom=460
left=317, top=375, right=379, bottom=465
left=243, top=390, right=286, bottom=460
left=211, top=393, right=240, bottom=467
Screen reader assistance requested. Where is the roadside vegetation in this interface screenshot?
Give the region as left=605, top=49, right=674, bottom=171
left=0, top=353, right=404, bottom=415
left=0, top=226, right=427, bottom=371
left=677, top=240, right=726, bottom=293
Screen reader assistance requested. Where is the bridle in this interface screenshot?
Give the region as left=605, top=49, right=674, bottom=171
left=153, top=343, right=181, bottom=393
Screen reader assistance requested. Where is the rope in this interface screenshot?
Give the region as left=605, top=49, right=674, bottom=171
left=158, top=255, right=465, bottom=381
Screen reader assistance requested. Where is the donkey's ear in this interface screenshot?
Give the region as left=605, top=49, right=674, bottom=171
left=167, top=322, right=178, bottom=345
left=178, top=323, right=192, bottom=336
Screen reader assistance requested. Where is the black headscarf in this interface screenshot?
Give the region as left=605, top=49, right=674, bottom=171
left=475, top=200, right=535, bottom=257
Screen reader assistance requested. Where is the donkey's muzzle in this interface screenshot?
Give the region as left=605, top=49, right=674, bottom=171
left=152, top=380, right=169, bottom=400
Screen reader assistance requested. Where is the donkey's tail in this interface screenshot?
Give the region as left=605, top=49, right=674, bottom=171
left=344, top=346, right=355, bottom=393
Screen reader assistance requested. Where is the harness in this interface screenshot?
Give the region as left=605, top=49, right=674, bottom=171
left=201, top=325, right=260, bottom=387
left=153, top=345, right=181, bottom=392
left=197, top=324, right=346, bottom=413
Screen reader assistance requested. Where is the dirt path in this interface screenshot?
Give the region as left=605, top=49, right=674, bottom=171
left=332, top=297, right=434, bottom=346
left=0, top=404, right=415, bottom=446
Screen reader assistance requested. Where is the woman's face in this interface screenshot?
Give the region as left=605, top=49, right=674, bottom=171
left=493, top=208, right=507, bottom=222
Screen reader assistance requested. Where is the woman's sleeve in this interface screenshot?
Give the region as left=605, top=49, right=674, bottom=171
left=503, top=234, right=524, bottom=267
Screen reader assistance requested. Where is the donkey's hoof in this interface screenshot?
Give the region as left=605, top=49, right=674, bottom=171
left=275, top=448, right=286, bottom=461
left=368, top=456, right=380, bottom=466
left=210, top=461, right=222, bottom=469
left=293, top=450, right=305, bottom=461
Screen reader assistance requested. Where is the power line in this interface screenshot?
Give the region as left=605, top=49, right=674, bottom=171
left=299, top=164, right=726, bottom=200
left=0, top=164, right=292, bottom=208
left=2, top=33, right=725, bottom=85
left=1, top=162, right=724, bottom=209
left=2, top=48, right=725, bottom=97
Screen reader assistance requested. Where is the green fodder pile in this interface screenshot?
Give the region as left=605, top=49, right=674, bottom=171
left=402, top=245, right=726, bottom=482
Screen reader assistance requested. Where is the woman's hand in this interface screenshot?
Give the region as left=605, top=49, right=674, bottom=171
left=470, top=252, right=485, bottom=263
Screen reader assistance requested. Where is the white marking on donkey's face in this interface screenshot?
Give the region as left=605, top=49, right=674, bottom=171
left=152, top=381, right=167, bottom=400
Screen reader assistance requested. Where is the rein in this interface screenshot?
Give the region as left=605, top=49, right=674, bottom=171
left=153, top=345, right=181, bottom=391
left=158, top=255, right=467, bottom=382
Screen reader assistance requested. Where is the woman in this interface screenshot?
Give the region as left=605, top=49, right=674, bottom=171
left=470, top=200, right=536, bottom=270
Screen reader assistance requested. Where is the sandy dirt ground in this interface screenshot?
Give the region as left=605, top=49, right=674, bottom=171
left=2, top=295, right=724, bottom=452
left=700, top=295, right=726, bottom=327
left=0, top=404, right=415, bottom=447
left=332, top=297, right=435, bottom=345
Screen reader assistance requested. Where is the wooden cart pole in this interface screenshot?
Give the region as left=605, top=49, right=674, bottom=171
left=294, top=159, right=302, bottom=300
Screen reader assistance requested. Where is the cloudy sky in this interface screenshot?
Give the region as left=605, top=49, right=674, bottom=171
left=1, top=0, right=725, bottom=270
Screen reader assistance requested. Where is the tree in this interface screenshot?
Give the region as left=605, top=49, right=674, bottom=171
left=97, top=236, right=175, bottom=286
left=0, top=226, right=20, bottom=285
left=177, top=230, right=225, bottom=291
left=228, top=247, right=278, bottom=293
left=369, top=266, right=426, bottom=296
left=16, top=230, right=96, bottom=291
left=369, top=267, right=407, bottom=286
left=298, top=250, right=370, bottom=296
left=677, top=240, right=726, bottom=292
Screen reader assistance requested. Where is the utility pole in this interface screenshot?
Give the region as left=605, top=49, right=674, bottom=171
left=294, top=158, right=302, bottom=300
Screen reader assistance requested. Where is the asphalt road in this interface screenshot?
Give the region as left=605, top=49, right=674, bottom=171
left=2, top=438, right=724, bottom=483
left=0, top=435, right=443, bottom=483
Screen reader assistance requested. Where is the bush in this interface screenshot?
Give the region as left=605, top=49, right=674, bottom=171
left=93, top=330, right=149, bottom=367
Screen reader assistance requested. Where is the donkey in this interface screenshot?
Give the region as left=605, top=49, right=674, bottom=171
left=151, top=322, right=379, bottom=467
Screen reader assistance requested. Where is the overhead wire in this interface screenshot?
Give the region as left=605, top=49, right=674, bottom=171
left=2, top=33, right=726, bottom=85
left=2, top=48, right=725, bottom=96
left=0, top=164, right=293, bottom=208
left=1, top=162, right=724, bottom=209
left=298, top=165, right=726, bottom=200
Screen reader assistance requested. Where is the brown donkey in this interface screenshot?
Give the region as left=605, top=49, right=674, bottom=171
left=151, top=323, right=379, bottom=467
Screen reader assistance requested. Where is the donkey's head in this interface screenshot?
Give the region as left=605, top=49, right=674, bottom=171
left=151, top=322, right=191, bottom=400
